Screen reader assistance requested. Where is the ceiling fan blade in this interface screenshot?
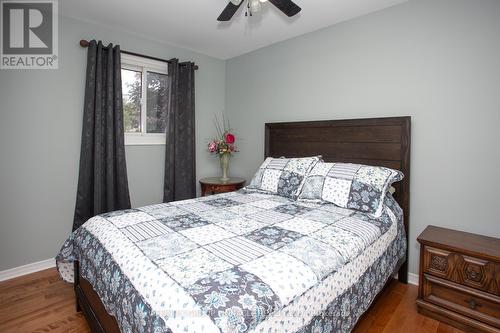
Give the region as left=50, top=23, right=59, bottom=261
left=268, top=0, right=301, bottom=17
left=217, top=1, right=244, bottom=21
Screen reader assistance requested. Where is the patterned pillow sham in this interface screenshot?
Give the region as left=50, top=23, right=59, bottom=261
left=298, top=162, right=403, bottom=217
left=246, top=156, right=322, bottom=199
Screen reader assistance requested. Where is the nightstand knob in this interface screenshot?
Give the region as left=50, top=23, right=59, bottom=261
left=465, top=298, right=481, bottom=310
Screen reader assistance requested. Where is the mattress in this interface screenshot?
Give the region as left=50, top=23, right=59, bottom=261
left=56, top=189, right=406, bottom=333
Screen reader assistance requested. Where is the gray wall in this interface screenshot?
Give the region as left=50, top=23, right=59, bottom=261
left=226, top=0, right=500, bottom=276
left=0, top=16, right=225, bottom=270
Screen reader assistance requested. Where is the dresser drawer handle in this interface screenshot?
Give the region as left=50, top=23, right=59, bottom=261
left=465, top=298, right=481, bottom=310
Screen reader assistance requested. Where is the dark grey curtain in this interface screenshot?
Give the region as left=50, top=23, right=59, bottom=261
left=163, top=59, right=196, bottom=202
left=73, top=40, right=131, bottom=231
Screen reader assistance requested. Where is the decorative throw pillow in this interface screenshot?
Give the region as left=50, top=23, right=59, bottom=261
left=298, top=162, right=403, bottom=217
left=247, top=156, right=322, bottom=198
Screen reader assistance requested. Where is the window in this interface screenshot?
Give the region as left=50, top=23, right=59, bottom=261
left=121, top=53, right=168, bottom=145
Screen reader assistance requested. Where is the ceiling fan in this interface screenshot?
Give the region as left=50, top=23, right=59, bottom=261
left=217, top=0, right=301, bottom=21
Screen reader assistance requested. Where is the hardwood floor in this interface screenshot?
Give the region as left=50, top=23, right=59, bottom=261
left=353, top=279, right=464, bottom=333
left=0, top=268, right=89, bottom=333
left=0, top=268, right=463, bottom=333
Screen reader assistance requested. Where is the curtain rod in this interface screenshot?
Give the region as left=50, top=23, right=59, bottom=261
left=79, top=40, right=199, bottom=70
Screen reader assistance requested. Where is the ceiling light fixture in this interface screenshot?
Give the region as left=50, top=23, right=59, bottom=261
left=248, top=0, right=262, bottom=16
left=218, top=0, right=301, bottom=21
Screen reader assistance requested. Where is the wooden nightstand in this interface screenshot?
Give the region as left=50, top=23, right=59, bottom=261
left=199, top=177, right=245, bottom=196
left=416, top=226, right=500, bottom=332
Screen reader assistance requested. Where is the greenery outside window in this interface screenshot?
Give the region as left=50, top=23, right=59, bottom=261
left=121, top=53, right=168, bottom=145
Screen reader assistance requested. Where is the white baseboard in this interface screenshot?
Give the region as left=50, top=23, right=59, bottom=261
left=394, top=272, right=419, bottom=286
left=408, top=272, right=419, bottom=286
left=0, top=258, right=56, bottom=282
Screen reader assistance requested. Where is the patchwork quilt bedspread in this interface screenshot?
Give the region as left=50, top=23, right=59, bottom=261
left=57, top=189, right=406, bottom=333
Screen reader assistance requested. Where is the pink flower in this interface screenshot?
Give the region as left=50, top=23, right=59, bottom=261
left=225, top=133, right=235, bottom=144
left=208, top=141, right=217, bottom=153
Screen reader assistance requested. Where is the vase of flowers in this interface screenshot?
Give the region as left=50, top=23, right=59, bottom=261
left=207, top=115, right=237, bottom=182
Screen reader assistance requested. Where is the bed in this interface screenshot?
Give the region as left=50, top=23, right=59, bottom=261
left=57, top=116, right=411, bottom=333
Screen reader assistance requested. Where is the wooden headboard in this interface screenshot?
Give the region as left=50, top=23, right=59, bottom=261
left=265, top=116, right=411, bottom=281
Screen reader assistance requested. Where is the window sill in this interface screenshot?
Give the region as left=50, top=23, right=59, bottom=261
left=125, top=133, right=166, bottom=146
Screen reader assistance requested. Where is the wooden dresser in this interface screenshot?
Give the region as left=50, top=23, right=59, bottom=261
left=417, top=226, right=500, bottom=333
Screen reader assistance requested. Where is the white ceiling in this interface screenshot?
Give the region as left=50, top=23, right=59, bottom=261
left=60, top=0, right=408, bottom=60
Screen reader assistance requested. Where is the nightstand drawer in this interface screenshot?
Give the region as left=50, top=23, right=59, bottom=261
left=422, top=274, right=500, bottom=329
left=423, top=245, right=500, bottom=295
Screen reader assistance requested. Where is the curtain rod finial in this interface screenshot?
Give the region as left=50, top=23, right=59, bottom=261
left=79, top=40, right=89, bottom=48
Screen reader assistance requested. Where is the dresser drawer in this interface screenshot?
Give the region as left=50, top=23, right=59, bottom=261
left=423, top=245, right=500, bottom=295
left=422, top=273, right=500, bottom=328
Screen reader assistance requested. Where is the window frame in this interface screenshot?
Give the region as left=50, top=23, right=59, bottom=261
left=121, top=53, right=169, bottom=146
